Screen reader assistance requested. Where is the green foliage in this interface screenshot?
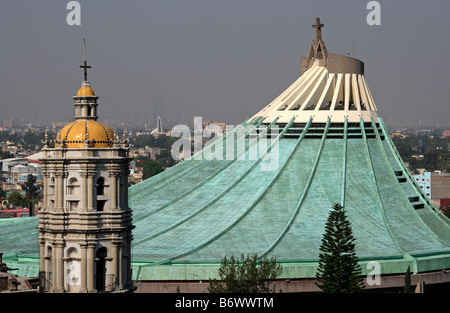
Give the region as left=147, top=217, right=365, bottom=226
left=208, top=254, right=282, bottom=293
left=316, top=203, right=364, bottom=293
left=0, top=148, right=13, bottom=159
left=404, top=266, right=412, bottom=293
left=7, top=190, right=25, bottom=207
left=23, top=174, right=39, bottom=210
left=155, top=149, right=176, bottom=168
left=131, top=134, right=177, bottom=150
left=391, top=133, right=450, bottom=172
left=0, top=129, right=54, bottom=151
left=24, top=174, right=38, bottom=197
left=142, top=158, right=164, bottom=180
left=0, top=188, right=6, bottom=200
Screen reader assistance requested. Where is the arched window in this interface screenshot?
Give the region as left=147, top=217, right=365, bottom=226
left=95, top=247, right=107, bottom=292
left=67, top=177, right=79, bottom=195
left=42, top=245, right=53, bottom=292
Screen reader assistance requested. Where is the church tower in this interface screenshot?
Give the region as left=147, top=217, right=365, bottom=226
left=38, top=41, right=134, bottom=293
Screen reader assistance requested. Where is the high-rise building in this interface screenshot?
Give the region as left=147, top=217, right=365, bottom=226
left=153, top=97, right=165, bottom=128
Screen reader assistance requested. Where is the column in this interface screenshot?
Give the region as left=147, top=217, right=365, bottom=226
left=111, top=243, right=119, bottom=291
left=87, top=244, right=95, bottom=292
left=51, top=244, right=57, bottom=292
left=123, top=172, right=129, bottom=210
left=55, top=243, right=64, bottom=292
left=80, top=173, right=88, bottom=210
left=87, top=173, right=95, bottom=211
left=42, top=170, right=49, bottom=209
left=80, top=245, right=87, bottom=293
left=109, top=173, right=117, bottom=210
left=39, top=241, right=45, bottom=272
left=127, top=240, right=133, bottom=287
left=118, top=244, right=123, bottom=289
left=55, top=173, right=64, bottom=210
left=116, top=176, right=120, bottom=209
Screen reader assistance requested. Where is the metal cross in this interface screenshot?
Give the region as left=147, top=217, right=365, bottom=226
left=79, top=38, right=91, bottom=81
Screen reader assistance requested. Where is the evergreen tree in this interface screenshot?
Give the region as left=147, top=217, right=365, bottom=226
left=316, top=203, right=364, bottom=293
left=208, top=254, right=282, bottom=293
left=404, top=266, right=412, bottom=293
left=23, top=174, right=39, bottom=213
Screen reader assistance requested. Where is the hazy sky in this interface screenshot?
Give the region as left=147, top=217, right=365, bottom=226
left=1, top=0, right=449, bottom=127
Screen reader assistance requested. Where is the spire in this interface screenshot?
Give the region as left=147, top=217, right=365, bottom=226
left=79, top=38, right=91, bottom=82
left=73, top=38, right=98, bottom=121
left=309, top=17, right=327, bottom=61
left=301, top=17, right=329, bottom=74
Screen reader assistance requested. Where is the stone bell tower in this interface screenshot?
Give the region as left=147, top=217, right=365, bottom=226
left=38, top=40, right=134, bottom=293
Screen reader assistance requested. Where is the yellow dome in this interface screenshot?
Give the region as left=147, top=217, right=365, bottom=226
left=56, top=120, right=114, bottom=148
left=77, top=86, right=95, bottom=96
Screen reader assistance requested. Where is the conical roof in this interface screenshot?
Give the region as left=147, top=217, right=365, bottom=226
left=127, top=19, right=450, bottom=280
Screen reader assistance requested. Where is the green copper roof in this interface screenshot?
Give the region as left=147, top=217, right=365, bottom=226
left=2, top=117, right=450, bottom=281
left=125, top=117, right=450, bottom=280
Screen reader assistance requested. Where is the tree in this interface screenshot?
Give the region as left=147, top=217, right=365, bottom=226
left=142, top=158, right=164, bottom=180
left=155, top=149, right=176, bottom=168
left=208, top=254, right=282, bottom=293
left=7, top=190, right=24, bottom=207
left=23, top=174, right=39, bottom=212
left=24, top=174, right=38, bottom=197
left=0, top=187, right=6, bottom=200
left=316, top=203, right=364, bottom=293
left=404, top=266, right=412, bottom=293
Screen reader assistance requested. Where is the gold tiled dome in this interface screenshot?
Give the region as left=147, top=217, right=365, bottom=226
left=76, top=86, right=95, bottom=96
left=56, top=120, right=114, bottom=148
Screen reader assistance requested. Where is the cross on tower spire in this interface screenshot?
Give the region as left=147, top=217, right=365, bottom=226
left=80, top=38, right=91, bottom=81
left=312, top=17, right=324, bottom=43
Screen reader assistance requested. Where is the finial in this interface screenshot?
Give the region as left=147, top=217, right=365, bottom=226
left=41, top=130, right=51, bottom=148
left=80, top=38, right=91, bottom=82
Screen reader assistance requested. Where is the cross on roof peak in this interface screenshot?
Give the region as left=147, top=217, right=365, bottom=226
left=312, top=17, right=324, bottom=42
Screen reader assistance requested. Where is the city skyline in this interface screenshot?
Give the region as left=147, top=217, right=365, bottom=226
left=1, top=1, right=449, bottom=127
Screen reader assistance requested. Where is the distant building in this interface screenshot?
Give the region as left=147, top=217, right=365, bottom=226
left=9, top=163, right=42, bottom=183
left=0, top=157, right=42, bottom=183
left=0, top=208, right=29, bottom=218
left=444, top=130, right=450, bottom=138
left=153, top=97, right=165, bottom=128
left=203, top=120, right=227, bottom=134
left=414, top=171, right=432, bottom=198
left=414, top=171, right=450, bottom=207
